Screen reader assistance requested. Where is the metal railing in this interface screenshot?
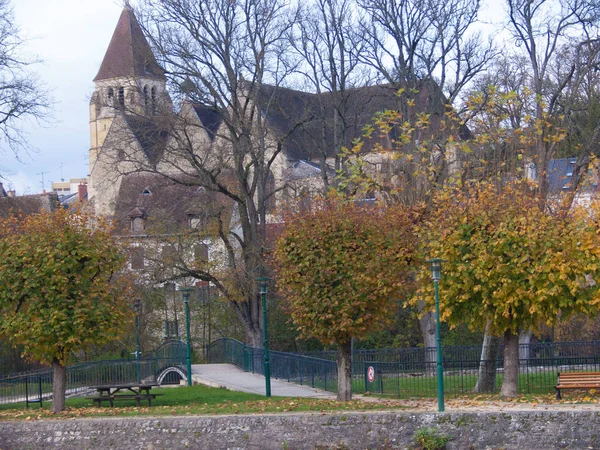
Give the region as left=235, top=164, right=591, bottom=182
left=207, top=338, right=338, bottom=393
left=0, top=340, right=187, bottom=406
left=208, top=338, right=600, bottom=397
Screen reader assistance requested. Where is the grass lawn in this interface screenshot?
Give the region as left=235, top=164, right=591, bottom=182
left=354, top=370, right=559, bottom=397
left=0, top=384, right=406, bottom=420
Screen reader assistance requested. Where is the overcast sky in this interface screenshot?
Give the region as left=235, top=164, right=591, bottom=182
left=4, top=0, right=123, bottom=194
left=4, top=0, right=504, bottom=195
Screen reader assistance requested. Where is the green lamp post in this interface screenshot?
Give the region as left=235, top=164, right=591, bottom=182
left=257, top=277, right=271, bottom=397
left=180, top=288, right=194, bottom=387
left=133, top=298, right=141, bottom=384
left=427, top=258, right=445, bottom=412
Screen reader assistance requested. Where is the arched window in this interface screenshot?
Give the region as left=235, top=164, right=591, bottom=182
left=118, top=87, right=125, bottom=107
left=265, top=171, right=276, bottom=214
left=143, top=85, right=149, bottom=112
left=107, top=87, right=114, bottom=106
left=151, top=87, right=157, bottom=114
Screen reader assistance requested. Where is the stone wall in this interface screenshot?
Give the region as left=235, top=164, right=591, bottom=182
left=0, top=410, right=598, bottom=449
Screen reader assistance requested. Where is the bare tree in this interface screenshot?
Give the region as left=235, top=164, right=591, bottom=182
left=358, top=0, right=495, bottom=106
left=505, top=0, right=600, bottom=201
left=289, top=0, right=372, bottom=190
left=131, top=0, right=297, bottom=347
left=0, top=0, right=51, bottom=165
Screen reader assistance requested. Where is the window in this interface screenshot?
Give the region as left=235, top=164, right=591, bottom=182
left=194, top=244, right=209, bottom=264
left=151, top=87, right=157, bottom=114
left=265, top=171, right=276, bottom=213
left=130, top=247, right=144, bottom=269
left=142, top=188, right=152, bottom=196
left=189, top=214, right=207, bottom=230
left=163, top=320, right=179, bottom=340
left=161, top=245, right=177, bottom=262
left=131, top=217, right=145, bottom=234
left=143, top=85, right=149, bottom=112
left=107, top=87, right=114, bottom=105
left=118, top=87, right=125, bottom=107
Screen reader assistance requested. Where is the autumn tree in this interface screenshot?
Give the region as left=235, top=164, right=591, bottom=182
left=0, top=209, right=131, bottom=412
left=416, top=181, right=600, bottom=397
left=274, top=197, right=417, bottom=400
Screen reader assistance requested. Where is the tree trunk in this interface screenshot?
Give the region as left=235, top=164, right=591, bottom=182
left=245, top=327, right=262, bottom=349
left=419, top=311, right=436, bottom=376
left=500, top=329, right=519, bottom=398
left=337, top=340, right=352, bottom=401
left=51, top=358, right=66, bottom=413
left=519, top=329, right=532, bottom=363
left=474, top=323, right=500, bottom=393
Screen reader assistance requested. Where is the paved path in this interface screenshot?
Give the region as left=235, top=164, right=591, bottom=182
left=191, top=364, right=335, bottom=398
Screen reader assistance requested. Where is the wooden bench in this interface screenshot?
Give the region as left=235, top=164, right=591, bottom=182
left=87, top=393, right=162, bottom=407
left=555, top=372, right=600, bottom=399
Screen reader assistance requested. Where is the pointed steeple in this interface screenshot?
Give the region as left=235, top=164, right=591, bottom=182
left=94, top=7, right=165, bottom=81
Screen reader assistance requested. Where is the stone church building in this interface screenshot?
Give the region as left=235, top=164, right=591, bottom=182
left=86, top=5, right=449, bottom=238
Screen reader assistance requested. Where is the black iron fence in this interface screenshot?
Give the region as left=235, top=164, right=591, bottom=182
left=207, top=338, right=338, bottom=393
left=208, top=338, right=600, bottom=397
left=0, top=340, right=187, bottom=406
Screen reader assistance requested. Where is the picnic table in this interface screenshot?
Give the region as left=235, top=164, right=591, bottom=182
left=88, top=384, right=161, bottom=407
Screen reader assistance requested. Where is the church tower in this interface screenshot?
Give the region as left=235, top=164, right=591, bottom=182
left=89, top=4, right=166, bottom=171
left=89, top=4, right=168, bottom=215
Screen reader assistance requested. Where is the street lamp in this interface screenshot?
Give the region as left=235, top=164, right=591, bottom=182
left=180, top=288, right=194, bottom=387
left=427, top=258, right=445, bottom=412
left=257, top=277, right=271, bottom=397
left=133, top=298, right=141, bottom=384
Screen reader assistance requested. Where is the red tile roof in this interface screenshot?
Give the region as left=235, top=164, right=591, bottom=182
left=94, top=6, right=165, bottom=82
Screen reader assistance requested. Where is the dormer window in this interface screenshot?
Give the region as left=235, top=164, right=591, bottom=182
left=188, top=213, right=207, bottom=230
left=131, top=217, right=145, bottom=233
left=118, top=87, right=125, bottom=107
left=129, top=207, right=147, bottom=234
left=142, top=188, right=152, bottom=196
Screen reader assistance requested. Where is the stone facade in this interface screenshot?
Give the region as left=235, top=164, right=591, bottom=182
left=0, top=410, right=598, bottom=449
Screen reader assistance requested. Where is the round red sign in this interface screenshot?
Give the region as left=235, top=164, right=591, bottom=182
left=367, top=366, right=375, bottom=383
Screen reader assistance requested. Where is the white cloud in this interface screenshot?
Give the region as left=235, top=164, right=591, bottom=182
left=2, top=170, right=38, bottom=196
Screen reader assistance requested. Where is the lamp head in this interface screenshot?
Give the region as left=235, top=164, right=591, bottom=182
left=257, top=277, right=270, bottom=294
left=426, top=258, right=443, bottom=281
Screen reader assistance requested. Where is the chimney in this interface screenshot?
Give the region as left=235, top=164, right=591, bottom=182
left=78, top=183, right=88, bottom=202
left=7, top=190, right=15, bottom=198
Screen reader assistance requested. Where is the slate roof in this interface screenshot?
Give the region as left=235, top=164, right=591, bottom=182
left=113, top=173, right=233, bottom=235
left=193, top=105, right=223, bottom=141
left=94, top=6, right=165, bottom=82
left=189, top=81, right=455, bottom=163
left=547, top=157, right=598, bottom=194
left=123, top=114, right=169, bottom=165
left=253, top=83, right=405, bottom=160
left=0, top=193, right=59, bottom=218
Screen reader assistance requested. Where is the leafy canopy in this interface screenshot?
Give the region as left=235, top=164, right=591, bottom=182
left=415, top=181, right=600, bottom=335
left=0, top=208, right=132, bottom=365
left=274, top=196, right=418, bottom=345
